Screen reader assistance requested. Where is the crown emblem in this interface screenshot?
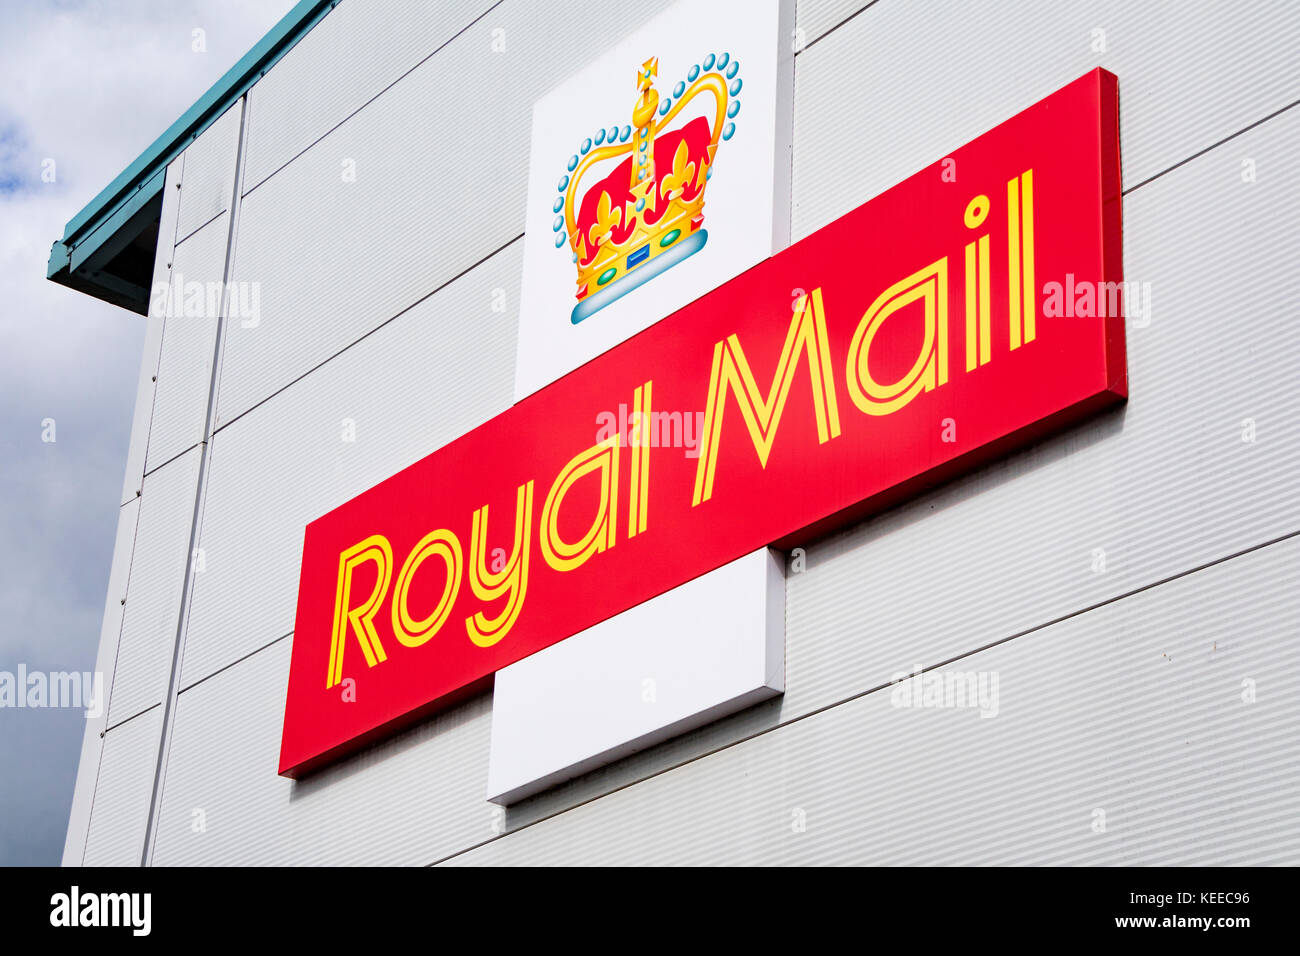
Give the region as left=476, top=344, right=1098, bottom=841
left=554, top=53, right=742, bottom=324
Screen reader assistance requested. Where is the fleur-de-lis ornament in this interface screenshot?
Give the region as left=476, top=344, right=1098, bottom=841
left=659, top=140, right=699, bottom=202
left=588, top=190, right=622, bottom=248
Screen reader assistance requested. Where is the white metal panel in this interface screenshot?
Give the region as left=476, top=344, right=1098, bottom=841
left=107, top=448, right=201, bottom=726
left=120, top=159, right=183, bottom=504
left=143, top=213, right=227, bottom=473
left=497, top=103, right=1300, bottom=830
left=792, top=0, right=1300, bottom=239
left=181, top=243, right=520, bottom=689
left=120, top=312, right=165, bottom=502
left=82, top=706, right=162, bottom=867
left=444, top=535, right=1300, bottom=865
left=62, top=497, right=140, bottom=866
left=216, top=0, right=675, bottom=428
left=152, top=640, right=496, bottom=866
left=243, top=0, right=496, bottom=194
left=175, top=100, right=241, bottom=242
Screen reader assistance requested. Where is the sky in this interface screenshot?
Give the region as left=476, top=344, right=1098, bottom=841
left=0, top=0, right=295, bottom=866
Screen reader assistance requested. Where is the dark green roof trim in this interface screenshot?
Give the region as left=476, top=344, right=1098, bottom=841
left=48, top=0, right=339, bottom=310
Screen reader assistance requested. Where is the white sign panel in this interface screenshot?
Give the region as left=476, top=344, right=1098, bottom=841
left=514, top=0, right=793, bottom=401
left=489, top=0, right=793, bottom=804
left=487, top=549, right=785, bottom=805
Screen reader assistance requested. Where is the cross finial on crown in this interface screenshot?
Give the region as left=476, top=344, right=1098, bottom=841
left=638, top=57, right=658, bottom=91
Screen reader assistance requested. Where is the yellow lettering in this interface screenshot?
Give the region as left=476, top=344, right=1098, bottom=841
left=693, top=287, right=841, bottom=505
left=541, top=437, right=620, bottom=572
left=326, top=535, right=393, bottom=689
left=846, top=258, right=949, bottom=416
left=465, top=482, right=534, bottom=648
left=392, top=529, right=462, bottom=648
left=963, top=194, right=992, bottom=371
left=627, top=381, right=652, bottom=539
left=1008, top=169, right=1036, bottom=350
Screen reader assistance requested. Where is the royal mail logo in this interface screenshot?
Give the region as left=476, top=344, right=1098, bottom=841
left=281, top=70, right=1126, bottom=778
left=558, top=54, right=741, bottom=324
left=514, top=0, right=788, bottom=401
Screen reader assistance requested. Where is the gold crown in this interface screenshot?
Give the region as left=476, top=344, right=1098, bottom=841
left=555, top=54, right=742, bottom=323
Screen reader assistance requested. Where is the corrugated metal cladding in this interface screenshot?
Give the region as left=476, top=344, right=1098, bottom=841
left=105, top=448, right=201, bottom=728
left=174, top=101, right=242, bottom=243
left=82, top=706, right=162, bottom=866
left=216, top=0, right=682, bottom=429
left=74, top=0, right=1300, bottom=866
left=791, top=0, right=1300, bottom=240
left=142, top=213, right=227, bottom=473
left=64, top=495, right=140, bottom=864
left=116, top=161, right=183, bottom=506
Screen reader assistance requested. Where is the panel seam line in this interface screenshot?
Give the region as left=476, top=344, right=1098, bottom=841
left=212, top=232, right=522, bottom=434
left=797, top=0, right=883, bottom=54
left=241, top=0, right=507, bottom=200
left=177, top=631, right=293, bottom=695
left=1122, top=97, right=1300, bottom=195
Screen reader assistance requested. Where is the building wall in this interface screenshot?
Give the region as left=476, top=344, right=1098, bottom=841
left=67, top=0, right=1300, bottom=865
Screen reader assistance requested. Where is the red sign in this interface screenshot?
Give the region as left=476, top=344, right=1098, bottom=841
left=280, top=69, right=1124, bottom=776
